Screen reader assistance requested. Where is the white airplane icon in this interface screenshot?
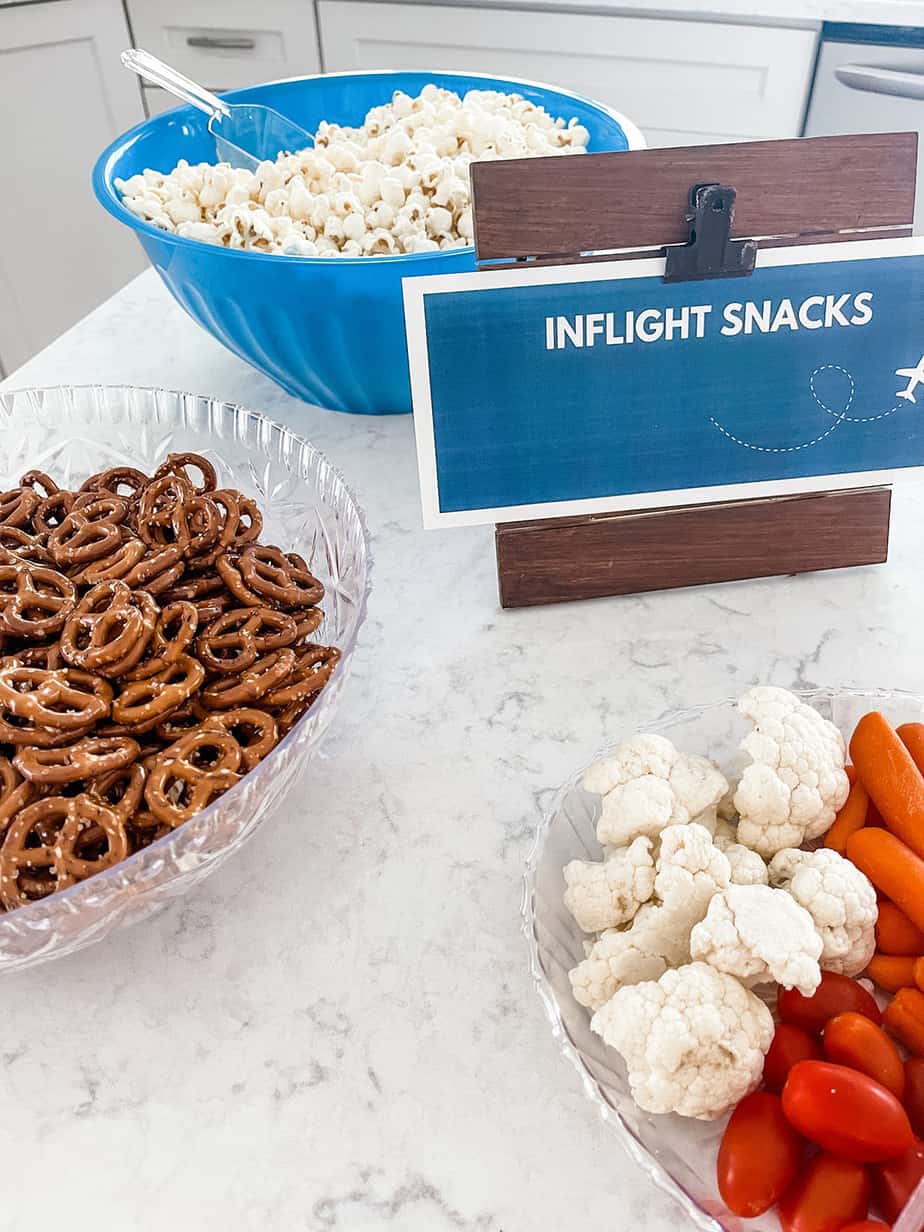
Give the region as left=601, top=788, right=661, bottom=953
left=896, top=355, right=924, bottom=403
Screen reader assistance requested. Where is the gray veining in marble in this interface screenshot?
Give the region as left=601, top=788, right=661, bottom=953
left=2, top=270, right=923, bottom=1230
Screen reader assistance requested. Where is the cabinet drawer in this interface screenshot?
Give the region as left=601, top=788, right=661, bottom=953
left=318, top=1, right=817, bottom=145
left=127, top=0, right=320, bottom=90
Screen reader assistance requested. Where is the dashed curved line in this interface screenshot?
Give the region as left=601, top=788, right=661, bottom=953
left=711, top=363, right=903, bottom=452
left=810, top=364, right=900, bottom=424
left=709, top=414, right=844, bottom=454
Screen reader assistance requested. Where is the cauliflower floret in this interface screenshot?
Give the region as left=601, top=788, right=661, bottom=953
left=720, top=843, right=769, bottom=887
left=711, top=826, right=769, bottom=886
left=690, top=884, right=822, bottom=995
left=768, top=847, right=877, bottom=976
left=585, top=734, right=728, bottom=848
left=563, top=837, right=656, bottom=933
left=705, top=810, right=769, bottom=885
left=591, top=962, right=774, bottom=1119
left=733, top=687, right=850, bottom=858
left=569, top=824, right=730, bottom=1009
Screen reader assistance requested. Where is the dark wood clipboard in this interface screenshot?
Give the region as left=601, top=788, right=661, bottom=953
left=469, top=132, right=918, bottom=608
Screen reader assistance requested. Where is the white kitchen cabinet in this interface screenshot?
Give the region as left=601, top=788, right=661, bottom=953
left=318, top=2, right=817, bottom=149
left=127, top=0, right=321, bottom=93
left=0, top=0, right=147, bottom=375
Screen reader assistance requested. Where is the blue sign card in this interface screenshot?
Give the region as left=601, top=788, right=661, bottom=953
left=404, top=238, right=924, bottom=528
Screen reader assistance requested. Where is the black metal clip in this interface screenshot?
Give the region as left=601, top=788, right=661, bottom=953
left=663, top=183, right=756, bottom=283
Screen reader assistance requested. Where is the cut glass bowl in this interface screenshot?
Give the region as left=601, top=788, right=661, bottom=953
left=0, top=385, right=370, bottom=971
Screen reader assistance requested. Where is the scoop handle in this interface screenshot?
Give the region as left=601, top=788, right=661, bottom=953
left=121, top=48, right=231, bottom=120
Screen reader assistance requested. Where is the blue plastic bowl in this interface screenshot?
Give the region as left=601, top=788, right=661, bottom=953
left=94, top=70, right=644, bottom=414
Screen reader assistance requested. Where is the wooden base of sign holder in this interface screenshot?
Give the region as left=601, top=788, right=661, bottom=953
left=495, top=487, right=892, bottom=609
left=469, top=133, right=917, bottom=609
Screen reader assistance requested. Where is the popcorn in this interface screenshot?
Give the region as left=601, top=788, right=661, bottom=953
left=115, top=85, right=589, bottom=258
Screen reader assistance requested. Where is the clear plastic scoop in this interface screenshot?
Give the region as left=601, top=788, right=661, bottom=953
left=121, top=48, right=314, bottom=170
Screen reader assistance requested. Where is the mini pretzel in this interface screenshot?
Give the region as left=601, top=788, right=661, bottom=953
left=137, top=475, right=194, bottom=551
left=0, top=664, right=112, bottom=730
left=206, top=708, right=279, bottom=771
left=20, top=471, right=59, bottom=498
left=12, top=642, right=65, bottom=671
left=14, top=735, right=140, bottom=784
left=218, top=545, right=324, bottom=609
left=0, top=526, right=52, bottom=565
left=85, top=762, right=146, bottom=822
left=60, top=581, right=157, bottom=677
left=264, top=644, right=341, bottom=710
left=153, top=452, right=217, bottom=495
left=137, top=479, right=223, bottom=560
left=48, top=497, right=127, bottom=567
left=197, top=606, right=297, bottom=675
left=0, top=487, right=40, bottom=529
left=125, top=601, right=198, bottom=681
left=144, top=727, right=241, bottom=826
left=122, top=545, right=185, bottom=595
left=0, top=561, right=76, bottom=639
left=111, top=653, right=205, bottom=726
left=74, top=537, right=146, bottom=586
left=295, top=609, right=323, bottom=639
left=32, top=490, right=74, bottom=536
left=79, top=466, right=148, bottom=499
left=0, top=795, right=127, bottom=908
left=184, top=490, right=236, bottom=569
left=201, top=648, right=296, bottom=710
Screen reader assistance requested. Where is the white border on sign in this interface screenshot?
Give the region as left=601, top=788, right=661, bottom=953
left=403, top=235, right=924, bottom=530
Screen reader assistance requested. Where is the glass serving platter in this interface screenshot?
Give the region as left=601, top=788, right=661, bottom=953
left=525, top=688, right=924, bottom=1232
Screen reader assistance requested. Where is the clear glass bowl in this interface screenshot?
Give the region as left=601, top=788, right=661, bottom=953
left=0, top=385, right=370, bottom=972
left=525, top=688, right=924, bottom=1232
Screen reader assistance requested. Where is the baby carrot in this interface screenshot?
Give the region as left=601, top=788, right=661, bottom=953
left=899, top=722, right=924, bottom=775
left=884, top=987, right=924, bottom=1056
left=847, top=829, right=924, bottom=934
left=877, top=901, right=924, bottom=955
left=850, top=712, right=924, bottom=859
left=916, top=958, right=924, bottom=993
left=868, top=954, right=919, bottom=993
left=826, top=780, right=870, bottom=855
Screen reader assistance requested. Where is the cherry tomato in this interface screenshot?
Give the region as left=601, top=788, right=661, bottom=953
left=778, top=971, right=882, bottom=1036
left=782, top=1061, right=913, bottom=1162
left=764, top=1023, right=823, bottom=1093
left=778, top=1153, right=871, bottom=1232
left=905, top=1057, right=924, bottom=1138
left=872, top=1138, right=924, bottom=1222
left=840, top=1223, right=891, bottom=1231
left=716, top=1091, right=803, bottom=1216
left=823, top=1012, right=905, bottom=1099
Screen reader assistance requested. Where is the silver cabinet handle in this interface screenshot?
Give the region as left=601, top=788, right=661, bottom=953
left=186, top=35, right=257, bottom=51
left=835, top=63, right=924, bottom=101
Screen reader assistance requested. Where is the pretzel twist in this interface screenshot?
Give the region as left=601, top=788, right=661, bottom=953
left=0, top=561, right=76, bottom=638
left=144, top=727, right=241, bottom=826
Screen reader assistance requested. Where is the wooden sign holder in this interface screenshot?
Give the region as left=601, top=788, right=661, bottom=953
left=469, top=133, right=918, bottom=609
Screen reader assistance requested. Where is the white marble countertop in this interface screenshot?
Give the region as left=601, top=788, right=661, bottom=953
left=4, top=271, right=924, bottom=1231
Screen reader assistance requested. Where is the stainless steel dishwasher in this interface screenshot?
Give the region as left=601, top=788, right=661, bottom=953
left=804, top=23, right=924, bottom=231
